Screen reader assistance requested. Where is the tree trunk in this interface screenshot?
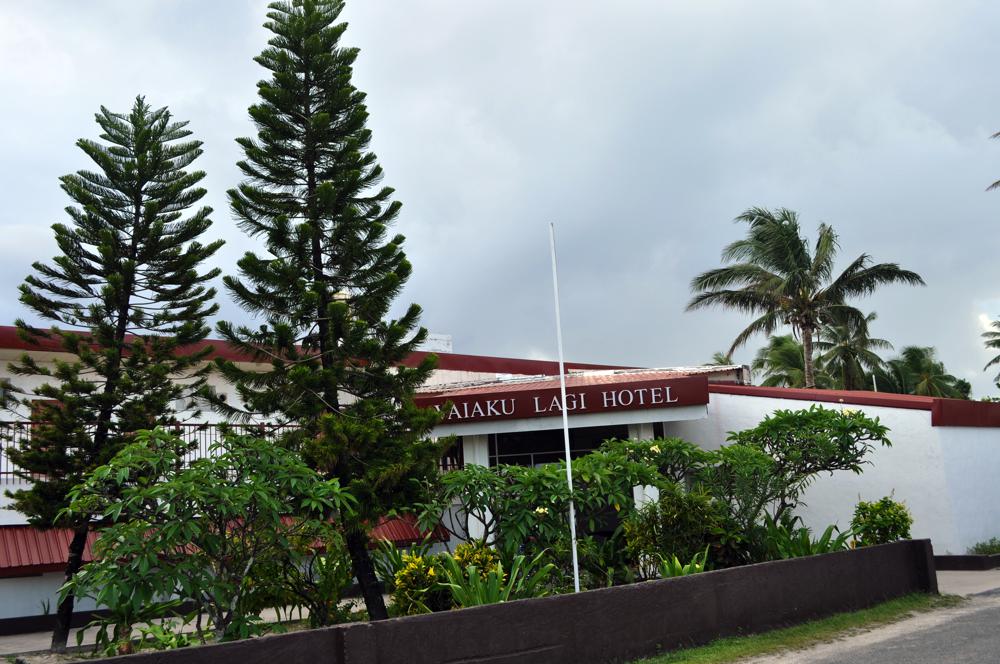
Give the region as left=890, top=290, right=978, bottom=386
left=50, top=524, right=89, bottom=652
left=802, top=325, right=816, bottom=389
left=345, top=527, right=388, bottom=621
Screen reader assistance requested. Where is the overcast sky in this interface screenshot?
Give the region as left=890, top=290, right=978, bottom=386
left=2, top=0, right=999, bottom=395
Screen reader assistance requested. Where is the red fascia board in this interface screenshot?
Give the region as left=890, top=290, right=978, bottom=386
left=0, top=326, right=629, bottom=377
left=0, top=563, right=64, bottom=579
left=709, top=384, right=935, bottom=411
left=710, top=384, right=1000, bottom=428
left=932, top=399, right=1000, bottom=427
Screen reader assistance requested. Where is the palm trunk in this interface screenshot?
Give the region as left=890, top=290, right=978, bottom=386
left=51, top=524, right=89, bottom=652
left=802, top=325, right=816, bottom=389
left=345, top=527, right=388, bottom=621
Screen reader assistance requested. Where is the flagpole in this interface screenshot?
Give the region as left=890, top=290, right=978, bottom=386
left=549, top=222, right=581, bottom=593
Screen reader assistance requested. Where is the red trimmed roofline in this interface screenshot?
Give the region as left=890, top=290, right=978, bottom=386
left=709, top=384, right=1000, bottom=427
left=0, top=326, right=630, bottom=377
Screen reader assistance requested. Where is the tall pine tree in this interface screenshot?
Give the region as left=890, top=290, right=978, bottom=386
left=6, top=97, right=223, bottom=650
left=214, top=0, right=443, bottom=620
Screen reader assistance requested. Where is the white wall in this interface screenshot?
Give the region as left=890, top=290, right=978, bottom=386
left=664, top=392, right=999, bottom=555
left=0, top=571, right=97, bottom=620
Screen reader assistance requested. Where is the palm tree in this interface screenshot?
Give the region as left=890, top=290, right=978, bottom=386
left=687, top=208, right=924, bottom=388
left=815, top=312, right=892, bottom=390
left=877, top=346, right=964, bottom=398
left=983, top=319, right=1000, bottom=382
left=751, top=335, right=832, bottom=388
left=704, top=351, right=734, bottom=366
left=988, top=130, right=1000, bottom=191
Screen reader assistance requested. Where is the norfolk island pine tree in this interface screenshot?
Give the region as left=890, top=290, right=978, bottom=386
left=212, top=0, right=446, bottom=621
left=5, top=98, right=223, bottom=650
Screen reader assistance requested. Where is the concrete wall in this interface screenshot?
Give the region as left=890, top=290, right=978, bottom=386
left=81, top=540, right=937, bottom=664
left=666, top=392, right=1000, bottom=555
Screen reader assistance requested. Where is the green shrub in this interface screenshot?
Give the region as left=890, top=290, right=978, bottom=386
left=623, top=483, right=730, bottom=579
left=64, top=429, right=356, bottom=645
left=851, top=496, right=913, bottom=546
left=372, top=538, right=434, bottom=592
left=968, top=537, right=1000, bottom=555
left=440, top=551, right=555, bottom=607
left=657, top=547, right=709, bottom=578
left=391, top=553, right=452, bottom=615
left=764, top=516, right=853, bottom=559
left=453, top=541, right=502, bottom=579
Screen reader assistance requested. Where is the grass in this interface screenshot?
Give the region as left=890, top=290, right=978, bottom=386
left=635, top=593, right=962, bottom=664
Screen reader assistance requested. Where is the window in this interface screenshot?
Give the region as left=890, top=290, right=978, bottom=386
left=488, top=424, right=629, bottom=467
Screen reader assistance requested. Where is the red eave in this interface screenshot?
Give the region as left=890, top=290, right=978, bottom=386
left=709, top=384, right=1000, bottom=428
left=0, top=326, right=629, bottom=377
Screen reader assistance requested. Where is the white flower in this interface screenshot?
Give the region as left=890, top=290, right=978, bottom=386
left=534, top=506, right=549, bottom=515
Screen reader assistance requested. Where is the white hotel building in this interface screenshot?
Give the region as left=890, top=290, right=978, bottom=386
left=1, top=326, right=999, bottom=629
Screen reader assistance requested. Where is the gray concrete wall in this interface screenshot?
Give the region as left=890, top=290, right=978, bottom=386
left=79, top=539, right=936, bottom=664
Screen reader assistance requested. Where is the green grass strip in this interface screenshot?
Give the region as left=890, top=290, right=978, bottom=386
left=636, top=593, right=963, bottom=664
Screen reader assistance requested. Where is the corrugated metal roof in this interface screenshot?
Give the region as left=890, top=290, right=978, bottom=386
left=417, top=368, right=718, bottom=398
left=370, top=514, right=448, bottom=546
left=0, top=516, right=445, bottom=578
left=0, top=525, right=97, bottom=577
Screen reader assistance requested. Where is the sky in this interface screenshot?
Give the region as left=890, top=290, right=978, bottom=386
left=1, top=0, right=1000, bottom=395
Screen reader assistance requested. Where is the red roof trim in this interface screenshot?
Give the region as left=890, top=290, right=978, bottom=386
left=709, top=384, right=935, bottom=411
left=0, top=326, right=627, bottom=377
left=709, top=384, right=1000, bottom=428
left=931, top=398, right=1000, bottom=428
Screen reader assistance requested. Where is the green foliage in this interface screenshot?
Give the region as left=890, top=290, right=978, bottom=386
left=874, top=346, right=968, bottom=398
left=657, top=547, right=710, bottom=578
left=453, top=541, right=502, bottom=580
left=64, top=429, right=355, bottom=644
left=391, top=553, right=452, bottom=615
left=688, top=206, right=923, bottom=388
left=697, top=444, right=781, bottom=560
left=763, top=516, right=853, bottom=559
left=371, top=538, right=434, bottom=592
left=600, top=437, right=712, bottom=485
left=416, top=442, right=660, bottom=583
left=6, top=96, right=223, bottom=529
left=851, top=497, right=913, bottom=546
left=440, top=551, right=555, bottom=608
left=969, top=538, right=1000, bottom=555
left=815, top=311, right=892, bottom=391
left=134, top=621, right=195, bottom=653
left=752, top=335, right=831, bottom=388
left=725, top=405, right=891, bottom=522
left=249, top=523, right=356, bottom=627
left=212, top=0, right=445, bottom=619
left=623, top=483, right=730, bottom=579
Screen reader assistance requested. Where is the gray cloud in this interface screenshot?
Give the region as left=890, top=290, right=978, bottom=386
left=2, top=0, right=999, bottom=394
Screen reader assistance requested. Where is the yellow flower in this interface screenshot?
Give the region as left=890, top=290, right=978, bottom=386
left=614, top=503, right=621, bottom=512
left=534, top=506, right=549, bottom=515
left=649, top=445, right=660, bottom=453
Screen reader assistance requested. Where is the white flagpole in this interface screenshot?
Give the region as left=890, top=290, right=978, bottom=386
left=549, top=222, right=581, bottom=594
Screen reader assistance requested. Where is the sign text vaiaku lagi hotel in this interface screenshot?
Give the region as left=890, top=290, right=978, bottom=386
left=417, top=375, right=709, bottom=424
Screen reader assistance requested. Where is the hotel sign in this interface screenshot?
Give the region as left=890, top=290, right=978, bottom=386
left=415, top=375, right=709, bottom=424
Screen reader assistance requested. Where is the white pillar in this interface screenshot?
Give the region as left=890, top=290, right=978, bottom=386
left=628, top=423, right=659, bottom=506
left=461, top=434, right=491, bottom=542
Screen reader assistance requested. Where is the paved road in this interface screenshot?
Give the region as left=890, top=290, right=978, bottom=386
left=750, top=587, right=1000, bottom=663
